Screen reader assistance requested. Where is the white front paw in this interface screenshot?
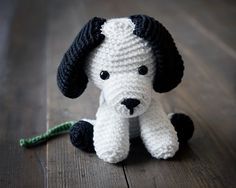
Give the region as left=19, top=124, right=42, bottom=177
left=141, top=127, right=179, bottom=160
left=96, top=148, right=129, bottom=163
left=150, top=142, right=179, bottom=159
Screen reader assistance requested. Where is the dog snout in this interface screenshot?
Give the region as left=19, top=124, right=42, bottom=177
left=121, top=98, right=140, bottom=115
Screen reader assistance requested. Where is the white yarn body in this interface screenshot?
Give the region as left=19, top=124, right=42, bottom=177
left=84, top=18, right=179, bottom=163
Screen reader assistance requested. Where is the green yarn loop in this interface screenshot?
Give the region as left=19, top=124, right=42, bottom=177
left=19, top=121, right=76, bottom=148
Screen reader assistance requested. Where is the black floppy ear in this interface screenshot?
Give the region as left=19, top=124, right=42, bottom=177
left=130, top=15, right=184, bottom=93
left=57, top=17, right=106, bottom=98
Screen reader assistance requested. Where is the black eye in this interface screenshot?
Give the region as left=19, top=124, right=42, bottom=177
left=138, top=65, right=148, bottom=75
left=100, top=70, right=110, bottom=80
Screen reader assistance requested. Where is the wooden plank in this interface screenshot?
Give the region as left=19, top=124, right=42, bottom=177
left=46, top=1, right=128, bottom=187
left=0, top=0, right=47, bottom=187
left=123, top=0, right=236, bottom=187
left=2, top=0, right=233, bottom=187
left=172, top=0, right=236, bottom=52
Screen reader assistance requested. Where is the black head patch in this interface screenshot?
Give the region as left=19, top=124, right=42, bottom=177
left=130, top=15, right=184, bottom=93
left=57, top=17, right=106, bottom=98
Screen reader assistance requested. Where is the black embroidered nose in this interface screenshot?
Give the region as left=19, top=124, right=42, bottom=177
left=121, top=98, right=140, bottom=115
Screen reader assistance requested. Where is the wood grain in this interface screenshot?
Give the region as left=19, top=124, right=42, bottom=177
left=1, top=0, right=236, bottom=187
left=0, top=0, right=47, bottom=187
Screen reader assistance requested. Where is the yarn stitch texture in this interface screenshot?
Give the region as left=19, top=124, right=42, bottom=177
left=59, top=16, right=193, bottom=163
left=60, top=16, right=193, bottom=163
left=20, top=15, right=194, bottom=164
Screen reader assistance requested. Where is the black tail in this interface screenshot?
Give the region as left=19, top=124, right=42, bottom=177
left=169, top=113, right=194, bottom=143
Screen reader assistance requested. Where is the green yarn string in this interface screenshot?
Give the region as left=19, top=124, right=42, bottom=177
left=19, top=121, right=76, bottom=148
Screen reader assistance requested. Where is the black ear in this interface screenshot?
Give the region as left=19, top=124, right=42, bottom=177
left=57, top=17, right=106, bottom=98
left=130, top=15, right=184, bottom=93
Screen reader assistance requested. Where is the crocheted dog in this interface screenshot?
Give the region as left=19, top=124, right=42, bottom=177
left=57, top=15, right=194, bottom=163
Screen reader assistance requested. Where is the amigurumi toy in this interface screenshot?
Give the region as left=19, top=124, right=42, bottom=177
left=20, top=15, right=194, bottom=164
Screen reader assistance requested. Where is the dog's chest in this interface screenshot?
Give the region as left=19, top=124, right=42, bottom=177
left=129, top=117, right=140, bottom=138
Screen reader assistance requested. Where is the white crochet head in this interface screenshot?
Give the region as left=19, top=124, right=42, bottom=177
left=85, top=18, right=156, bottom=117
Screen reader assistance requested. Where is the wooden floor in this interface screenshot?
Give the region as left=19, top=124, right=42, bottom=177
left=0, top=0, right=236, bottom=187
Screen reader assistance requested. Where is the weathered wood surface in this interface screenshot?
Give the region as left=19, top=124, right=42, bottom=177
left=1, top=0, right=236, bottom=187
left=0, top=0, right=47, bottom=187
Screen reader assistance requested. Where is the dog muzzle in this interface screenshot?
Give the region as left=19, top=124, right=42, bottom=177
left=102, top=75, right=152, bottom=117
